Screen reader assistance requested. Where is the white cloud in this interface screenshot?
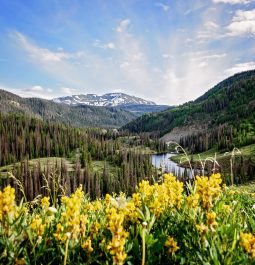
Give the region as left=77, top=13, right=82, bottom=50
left=120, top=61, right=130, bottom=68
left=190, top=53, right=227, bottom=62
left=155, top=2, right=170, bottom=12
left=26, top=85, right=44, bottom=92
left=61, top=87, right=77, bottom=95
left=107, top=42, right=115, bottom=49
left=213, top=0, right=252, bottom=4
left=163, top=71, right=181, bottom=84
left=198, top=62, right=209, bottom=68
left=227, top=9, right=255, bottom=36
left=225, top=61, right=255, bottom=75
left=116, top=19, right=131, bottom=33
left=93, top=40, right=115, bottom=49
left=205, top=21, right=219, bottom=29
left=233, top=9, right=255, bottom=21
left=162, top=53, right=172, bottom=59
left=0, top=84, right=54, bottom=99
left=10, top=31, right=84, bottom=62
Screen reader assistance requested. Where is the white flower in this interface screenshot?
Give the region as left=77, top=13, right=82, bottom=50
left=142, top=221, right=148, bottom=228
left=48, top=207, right=58, bottom=214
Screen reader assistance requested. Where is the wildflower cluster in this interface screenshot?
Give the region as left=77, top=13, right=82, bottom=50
left=106, top=207, right=128, bottom=264
left=0, top=173, right=254, bottom=265
left=138, top=174, right=183, bottom=217
left=165, top=236, right=179, bottom=255
left=240, top=232, right=255, bottom=258
left=195, top=173, right=222, bottom=209
left=54, top=187, right=86, bottom=242
left=0, top=185, right=16, bottom=221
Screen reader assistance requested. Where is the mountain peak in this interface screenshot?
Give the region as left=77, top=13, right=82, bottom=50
left=53, top=92, right=156, bottom=107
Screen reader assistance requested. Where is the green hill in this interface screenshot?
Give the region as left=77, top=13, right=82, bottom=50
left=123, top=70, right=255, bottom=152
left=0, top=89, right=136, bottom=128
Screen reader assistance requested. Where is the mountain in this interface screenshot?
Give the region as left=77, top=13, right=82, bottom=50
left=53, top=92, right=170, bottom=116
left=123, top=70, right=255, bottom=152
left=0, top=89, right=136, bottom=128
left=53, top=92, right=155, bottom=106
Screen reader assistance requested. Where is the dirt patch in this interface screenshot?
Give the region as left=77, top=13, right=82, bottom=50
left=161, top=124, right=207, bottom=143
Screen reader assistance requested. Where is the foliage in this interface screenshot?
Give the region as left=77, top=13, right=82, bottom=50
left=0, top=89, right=136, bottom=128
left=1, top=174, right=255, bottom=264
left=123, top=70, right=255, bottom=152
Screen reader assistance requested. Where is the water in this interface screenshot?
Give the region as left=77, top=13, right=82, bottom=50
left=151, top=153, right=193, bottom=178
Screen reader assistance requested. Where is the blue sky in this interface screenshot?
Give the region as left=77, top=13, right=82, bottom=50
left=0, top=0, right=255, bottom=105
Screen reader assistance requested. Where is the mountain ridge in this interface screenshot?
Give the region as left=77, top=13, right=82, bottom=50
left=0, top=89, right=136, bottom=128
left=53, top=92, right=156, bottom=107
left=122, top=70, right=255, bottom=152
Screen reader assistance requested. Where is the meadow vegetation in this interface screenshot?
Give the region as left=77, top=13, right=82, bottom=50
left=0, top=173, right=255, bottom=264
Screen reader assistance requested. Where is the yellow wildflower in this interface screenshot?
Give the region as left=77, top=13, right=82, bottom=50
left=165, top=236, right=179, bottom=255
left=41, top=196, right=50, bottom=208
left=56, top=187, right=84, bottom=241
left=163, top=174, right=184, bottom=209
left=0, top=185, right=16, bottom=221
left=229, top=190, right=236, bottom=196
left=15, top=258, right=25, bottom=265
left=196, top=223, right=208, bottom=235
left=82, top=239, right=93, bottom=254
left=223, top=204, right=231, bottom=214
left=132, top=193, right=141, bottom=207
left=105, top=194, right=112, bottom=205
left=195, top=174, right=222, bottom=209
left=90, top=221, right=100, bottom=236
left=207, top=212, right=217, bottom=229
left=240, top=232, right=255, bottom=258
left=107, top=207, right=128, bottom=265
left=187, top=193, right=200, bottom=208
left=30, top=215, right=45, bottom=236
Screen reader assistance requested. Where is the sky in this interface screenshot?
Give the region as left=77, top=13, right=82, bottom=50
left=0, top=0, right=255, bottom=105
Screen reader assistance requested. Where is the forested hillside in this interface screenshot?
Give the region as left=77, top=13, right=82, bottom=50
left=0, top=89, right=136, bottom=128
left=0, top=113, right=164, bottom=200
left=123, top=70, right=255, bottom=152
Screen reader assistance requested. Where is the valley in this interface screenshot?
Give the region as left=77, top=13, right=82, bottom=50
left=1, top=70, right=255, bottom=265
left=2, top=1, right=255, bottom=264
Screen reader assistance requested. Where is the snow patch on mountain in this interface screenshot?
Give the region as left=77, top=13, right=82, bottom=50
left=53, top=92, right=156, bottom=107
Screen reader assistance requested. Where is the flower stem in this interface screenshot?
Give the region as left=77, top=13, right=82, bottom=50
left=64, top=239, right=69, bottom=265
left=142, top=228, right=146, bottom=265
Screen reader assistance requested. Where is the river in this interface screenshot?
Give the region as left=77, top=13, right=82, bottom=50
left=151, top=153, right=193, bottom=178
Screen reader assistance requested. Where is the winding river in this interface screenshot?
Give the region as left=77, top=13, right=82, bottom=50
left=151, top=153, right=193, bottom=178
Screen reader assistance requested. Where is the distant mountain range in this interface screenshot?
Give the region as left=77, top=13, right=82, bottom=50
left=0, top=90, right=136, bottom=128
left=0, top=90, right=170, bottom=128
left=53, top=92, right=170, bottom=116
left=53, top=92, right=155, bottom=106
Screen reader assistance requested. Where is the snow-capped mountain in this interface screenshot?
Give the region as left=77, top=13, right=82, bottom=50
left=53, top=93, right=156, bottom=107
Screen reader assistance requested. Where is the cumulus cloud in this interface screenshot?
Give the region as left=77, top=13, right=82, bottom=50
left=225, top=61, right=255, bottom=75
left=213, top=0, right=252, bottom=4
left=227, top=9, right=255, bottom=36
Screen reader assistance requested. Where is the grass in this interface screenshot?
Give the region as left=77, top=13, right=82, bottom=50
left=91, top=160, right=118, bottom=176
left=232, top=181, right=255, bottom=193
left=0, top=157, right=74, bottom=179
left=170, top=143, right=255, bottom=170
